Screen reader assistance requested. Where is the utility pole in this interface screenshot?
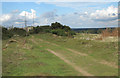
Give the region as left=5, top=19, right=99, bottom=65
left=32, top=12, right=34, bottom=26
left=24, top=11, right=27, bottom=44
left=25, top=12, right=27, bottom=29
left=12, top=25, right=14, bottom=29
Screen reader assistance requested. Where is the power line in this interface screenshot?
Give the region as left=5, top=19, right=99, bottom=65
left=25, top=12, right=27, bottom=28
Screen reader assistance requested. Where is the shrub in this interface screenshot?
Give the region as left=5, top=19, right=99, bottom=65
left=2, top=27, right=13, bottom=40
left=51, top=22, right=63, bottom=29
left=62, top=25, right=71, bottom=32
left=10, top=27, right=27, bottom=37
left=69, top=31, right=76, bottom=35
left=51, top=29, right=67, bottom=36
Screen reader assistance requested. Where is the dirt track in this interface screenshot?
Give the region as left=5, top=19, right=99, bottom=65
left=30, top=37, right=118, bottom=68
left=47, top=49, right=93, bottom=76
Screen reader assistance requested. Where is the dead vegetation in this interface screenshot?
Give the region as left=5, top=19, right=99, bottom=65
left=101, top=28, right=118, bottom=38
left=95, top=28, right=119, bottom=41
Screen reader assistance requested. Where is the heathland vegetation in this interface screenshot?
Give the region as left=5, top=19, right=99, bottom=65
left=2, top=22, right=119, bottom=76
left=2, top=22, right=76, bottom=40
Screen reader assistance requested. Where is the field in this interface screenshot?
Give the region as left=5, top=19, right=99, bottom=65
left=2, top=33, right=118, bottom=76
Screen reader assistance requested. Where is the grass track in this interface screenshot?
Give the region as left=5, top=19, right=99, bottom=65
left=2, top=33, right=118, bottom=76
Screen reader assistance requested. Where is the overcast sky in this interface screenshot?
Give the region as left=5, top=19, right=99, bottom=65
left=0, top=2, right=118, bottom=28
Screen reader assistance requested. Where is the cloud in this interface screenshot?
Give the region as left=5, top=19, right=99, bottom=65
left=48, top=6, right=118, bottom=28
left=90, top=6, right=118, bottom=22
left=41, top=10, right=57, bottom=18
left=1, top=9, right=37, bottom=27
left=19, top=9, right=36, bottom=19
left=34, top=11, right=91, bottom=28
left=0, top=14, right=12, bottom=22
left=34, top=10, right=58, bottom=25
left=15, top=21, right=24, bottom=24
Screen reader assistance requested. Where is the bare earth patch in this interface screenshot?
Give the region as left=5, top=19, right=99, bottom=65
left=47, top=49, right=93, bottom=76
left=66, top=48, right=88, bottom=56
left=99, top=60, right=118, bottom=68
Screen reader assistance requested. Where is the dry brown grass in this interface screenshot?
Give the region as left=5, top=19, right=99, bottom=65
left=101, top=28, right=119, bottom=38
left=95, top=37, right=103, bottom=40
left=101, top=28, right=111, bottom=38
left=111, top=28, right=118, bottom=37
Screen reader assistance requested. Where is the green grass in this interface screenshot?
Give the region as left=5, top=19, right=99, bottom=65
left=34, top=33, right=118, bottom=63
left=2, top=33, right=118, bottom=76
left=2, top=36, right=80, bottom=76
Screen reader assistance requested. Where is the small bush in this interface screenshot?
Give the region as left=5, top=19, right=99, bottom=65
left=69, top=31, right=76, bottom=35
left=2, top=27, right=13, bottom=40
left=51, top=29, right=67, bottom=36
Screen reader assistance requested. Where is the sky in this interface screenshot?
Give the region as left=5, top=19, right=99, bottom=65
left=0, top=2, right=118, bottom=28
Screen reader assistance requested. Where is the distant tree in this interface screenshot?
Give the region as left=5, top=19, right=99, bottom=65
left=97, top=29, right=103, bottom=34
left=87, top=29, right=97, bottom=34
left=69, top=30, right=76, bottom=37
left=51, top=22, right=63, bottom=29
left=62, top=25, right=71, bottom=32
left=50, top=22, right=76, bottom=37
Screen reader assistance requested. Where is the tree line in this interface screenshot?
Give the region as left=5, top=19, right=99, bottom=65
left=2, top=22, right=76, bottom=40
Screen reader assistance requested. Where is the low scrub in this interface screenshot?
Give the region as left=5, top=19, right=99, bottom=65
left=2, top=27, right=27, bottom=40
left=2, top=22, right=76, bottom=40
left=51, top=29, right=67, bottom=36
